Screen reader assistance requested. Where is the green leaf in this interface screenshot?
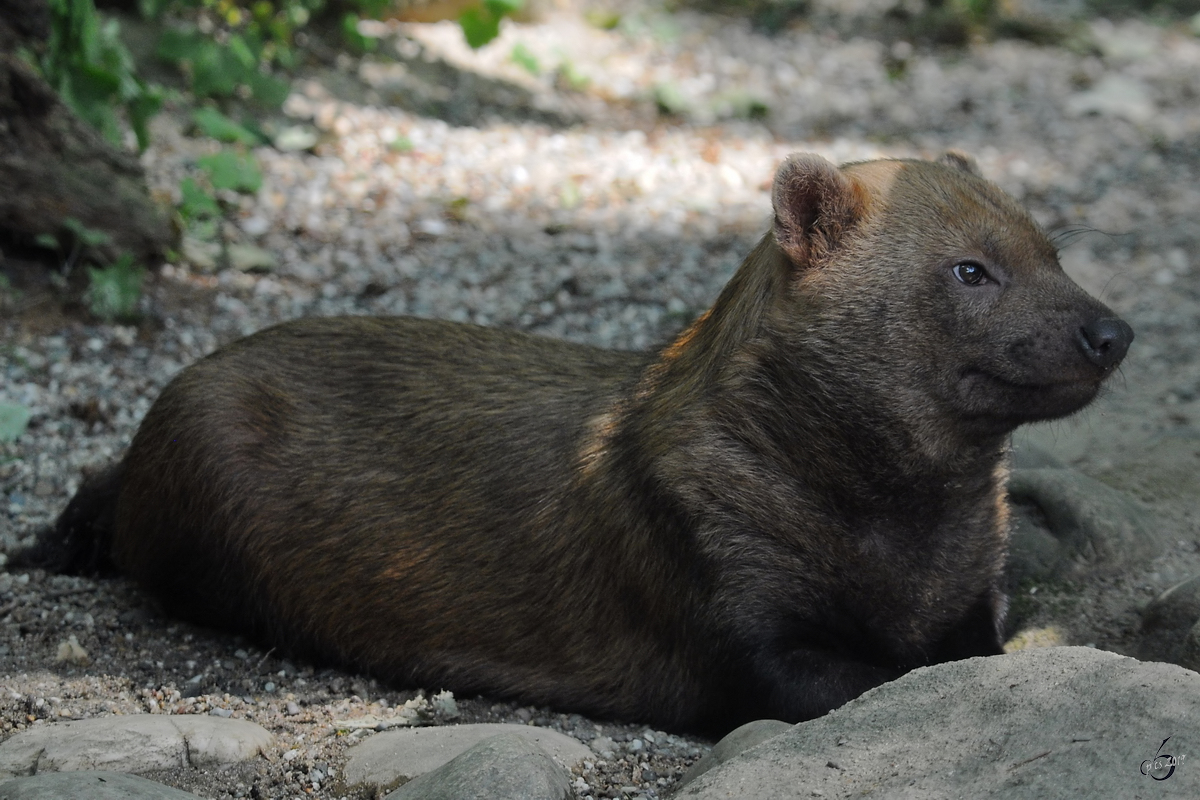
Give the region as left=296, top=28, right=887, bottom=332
left=388, top=135, right=414, bottom=153
left=459, top=6, right=501, bottom=49
left=62, top=217, right=112, bottom=248
left=0, top=404, right=32, bottom=444
left=74, top=61, right=122, bottom=98
left=86, top=253, right=145, bottom=322
left=156, top=27, right=210, bottom=63
left=653, top=82, right=689, bottom=116
left=190, top=43, right=244, bottom=99
left=35, top=233, right=60, bottom=250
left=556, top=60, right=589, bottom=91
left=584, top=9, right=620, bottom=29
left=245, top=71, right=290, bottom=108
left=510, top=42, right=539, bottom=75
left=192, top=107, right=262, bottom=144
left=179, top=177, right=220, bottom=219
left=484, top=0, right=523, bottom=16
left=273, top=41, right=298, bottom=70
left=342, top=13, right=379, bottom=53
left=127, top=85, right=163, bottom=151
left=227, top=34, right=258, bottom=69
left=139, top=0, right=171, bottom=19
left=198, top=150, right=262, bottom=193
left=356, top=0, right=390, bottom=18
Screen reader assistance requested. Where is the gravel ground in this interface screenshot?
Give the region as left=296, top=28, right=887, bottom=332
left=2, top=2, right=1200, bottom=798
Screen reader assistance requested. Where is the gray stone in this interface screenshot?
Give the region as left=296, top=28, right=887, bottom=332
left=1140, top=575, right=1200, bottom=666
left=0, top=771, right=203, bottom=799
left=227, top=244, right=277, bottom=273
left=1065, top=75, right=1156, bottom=123
left=588, top=736, right=616, bottom=758
left=1092, top=431, right=1200, bottom=503
left=1005, top=500, right=1067, bottom=590
left=1005, top=467, right=1157, bottom=588
left=180, top=238, right=219, bottom=273
left=678, top=647, right=1200, bottom=799
left=343, top=723, right=591, bottom=790
left=1182, top=619, right=1200, bottom=671
left=1010, top=441, right=1065, bottom=470
left=0, top=716, right=273, bottom=779
left=383, top=733, right=572, bottom=800
left=679, top=719, right=791, bottom=788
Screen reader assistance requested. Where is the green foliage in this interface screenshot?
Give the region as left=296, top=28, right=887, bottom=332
left=41, top=0, right=163, bottom=151
left=388, top=135, right=414, bottom=153
left=584, top=9, right=621, bottom=29
left=177, top=148, right=262, bottom=250
left=86, top=253, right=146, bottom=321
left=198, top=150, right=263, bottom=192
left=459, top=7, right=501, bottom=48
left=153, top=0, right=524, bottom=103
left=510, top=42, right=540, bottom=74
left=653, top=82, right=689, bottom=115
left=62, top=217, right=112, bottom=249
left=179, top=176, right=222, bottom=219
left=27, top=217, right=147, bottom=319
left=156, top=26, right=290, bottom=107
left=0, top=404, right=33, bottom=444
left=556, top=60, right=589, bottom=91
left=342, top=13, right=379, bottom=52
left=951, top=0, right=996, bottom=23
left=192, top=106, right=263, bottom=143
left=34, top=233, right=60, bottom=250
left=714, top=90, right=769, bottom=120
left=460, top=0, right=525, bottom=48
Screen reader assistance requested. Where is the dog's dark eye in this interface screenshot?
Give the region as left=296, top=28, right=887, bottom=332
left=953, top=262, right=988, bottom=286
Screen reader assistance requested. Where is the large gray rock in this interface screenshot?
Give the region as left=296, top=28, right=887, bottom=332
left=383, top=733, right=573, bottom=800
left=1140, top=575, right=1200, bottom=668
left=344, top=722, right=591, bottom=790
left=1005, top=467, right=1156, bottom=587
left=678, top=647, right=1200, bottom=799
left=0, top=716, right=273, bottom=779
left=0, top=771, right=203, bottom=799
left=1092, top=431, right=1200, bottom=503
left=679, top=719, right=792, bottom=787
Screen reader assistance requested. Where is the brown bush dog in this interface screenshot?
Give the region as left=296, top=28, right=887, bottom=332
left=33, top=153, right=1133, bottom=735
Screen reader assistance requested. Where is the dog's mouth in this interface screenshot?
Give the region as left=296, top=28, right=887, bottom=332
left=956, top=368, right=1105, bottom=424
left=963, top=368, right=1103, bottom=391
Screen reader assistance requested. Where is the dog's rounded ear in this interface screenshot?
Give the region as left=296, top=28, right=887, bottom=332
left=938, top=150, right=981, bottom=176
left=772, top=154, right=864, bottom=268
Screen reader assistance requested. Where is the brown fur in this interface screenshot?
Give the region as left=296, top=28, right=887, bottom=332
left=32, top=154, right=1132, bottom=735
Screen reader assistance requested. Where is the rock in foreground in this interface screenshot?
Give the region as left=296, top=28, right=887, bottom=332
left=678, top=647, right=1199, bottom=799
left=0, top=716, right=272, bottom=779
left=383, top=733, right=573, bottom=800
left=0, top=771, right=203, bottom=799
left=343, top=722, right=592, bottom=790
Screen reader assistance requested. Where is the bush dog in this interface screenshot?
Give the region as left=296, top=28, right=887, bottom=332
left=34, top=153, right=1133, bottom=734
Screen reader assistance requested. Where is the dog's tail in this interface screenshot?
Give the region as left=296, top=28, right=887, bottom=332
left=11, top=463, right=124, bottom=575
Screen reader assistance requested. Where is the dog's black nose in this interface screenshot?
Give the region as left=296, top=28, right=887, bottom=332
left=1078, top=317, right=1134, bottom=369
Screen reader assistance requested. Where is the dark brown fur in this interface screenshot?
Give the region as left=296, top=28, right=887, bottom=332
left=31, top=154, right=1132, bottom=735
